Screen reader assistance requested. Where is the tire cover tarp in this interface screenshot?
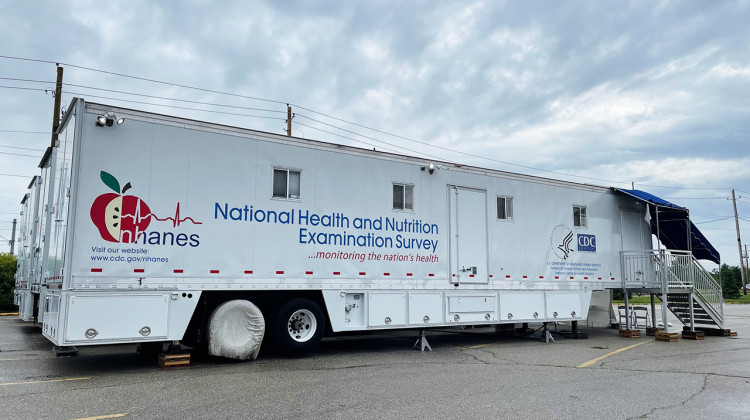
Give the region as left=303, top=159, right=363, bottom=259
left=208, top=300, right=265, bottom=360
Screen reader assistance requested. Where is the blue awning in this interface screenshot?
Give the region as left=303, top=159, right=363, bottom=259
left=614, top=188, right=721, bottom=264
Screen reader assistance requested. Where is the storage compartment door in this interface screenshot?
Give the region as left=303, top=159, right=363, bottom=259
left=65, top=294, right=170, bottom=342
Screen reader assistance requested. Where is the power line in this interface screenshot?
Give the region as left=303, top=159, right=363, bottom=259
left=0, top=76, right=54, bottom=85
left=63, top=90, right=287, bottom=122
left=0, top=173, right=34, bottom=178
left=0, top=55, right=288, bottom=106
left=65, top=83, right=285, bottom=114
left=0, top=54, right=743, bottom=192
left=695, top=216, right=735, bottom=224
left=0, top=145, right=46, bottom=152
left=294, top=121, right=413, bottom=156
left=0, top=130, right=51, bottom=134
left=0, top=55, right=634, bottom=185
left=0, top=85, right=48, bottom=93
left=662, top=196, right=726, bottom=200
left=0, top=151, right=41, bottom=158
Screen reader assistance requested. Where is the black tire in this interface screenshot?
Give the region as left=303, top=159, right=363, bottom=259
left=273, top=298, right=325, bottom=356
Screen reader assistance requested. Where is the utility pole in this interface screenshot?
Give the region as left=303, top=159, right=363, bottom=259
left=10, top=218, right=16, bottom=255
left=745, top=244, right=749, bottom=294
left=731, top=189, right=747, bottom=295
left=50, top=65, right=63, bottom=148
left=286, top=104, right=293, bottom=137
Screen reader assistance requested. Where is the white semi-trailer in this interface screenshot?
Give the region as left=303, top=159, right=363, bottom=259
left=17, top=97, right=721, bottom=357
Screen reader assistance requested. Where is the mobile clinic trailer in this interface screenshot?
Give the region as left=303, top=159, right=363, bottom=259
left=19, top=97, right=724, bottom=358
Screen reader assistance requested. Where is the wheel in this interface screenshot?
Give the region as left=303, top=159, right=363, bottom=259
left=206, top=299, right=265, bottom=360
left=273, top=298, right=325, bottom=356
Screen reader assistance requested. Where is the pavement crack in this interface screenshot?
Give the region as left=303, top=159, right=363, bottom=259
left=627, top=374, right=709, bottom=419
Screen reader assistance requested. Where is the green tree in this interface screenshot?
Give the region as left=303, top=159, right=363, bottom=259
left=712, top=264, right=741, bottom=299
left=0, top=253, right=18, bottom=311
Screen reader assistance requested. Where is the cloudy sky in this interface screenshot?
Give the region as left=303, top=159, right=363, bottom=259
left=0, top=1, right=748, bottom=268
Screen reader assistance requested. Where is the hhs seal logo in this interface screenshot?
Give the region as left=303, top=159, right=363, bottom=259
left=551, top=225, right=574, bottom=259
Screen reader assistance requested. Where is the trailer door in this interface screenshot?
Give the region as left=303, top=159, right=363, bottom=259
left=620, top=209, right=645, bottom=252
left=449, top=186, right=489, bottom=284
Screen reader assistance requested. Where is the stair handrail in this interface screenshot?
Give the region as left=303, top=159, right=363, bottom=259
left=688, top=255, right=724, bottom=327
left=663, top=251, right=724, bottom=328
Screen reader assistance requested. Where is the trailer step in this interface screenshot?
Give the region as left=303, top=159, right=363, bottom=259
left=687, top=327, right=738, bottom=337
left=681, top=330, right=705, bottom=340
left=619, top=329, right=641, bottom=338
left=655, top=331, right=678, bottom=342
left=158, top=353, right=190, bottom=369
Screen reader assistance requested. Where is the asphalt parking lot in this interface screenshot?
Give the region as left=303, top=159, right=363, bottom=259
left=1, top=305, right=749, bottom=420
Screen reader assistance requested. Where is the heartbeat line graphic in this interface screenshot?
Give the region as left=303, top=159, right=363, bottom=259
left=151, top=202, right=203, bottom=227
left=121, top=202, right=202, bottom=227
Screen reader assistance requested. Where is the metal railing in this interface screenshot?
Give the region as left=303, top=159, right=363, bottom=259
left=620, top=249, right=724, bottom=328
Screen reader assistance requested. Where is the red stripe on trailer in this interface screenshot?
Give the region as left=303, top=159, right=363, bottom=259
left=598, top=277, right=602, bottom=280
left=523, top=275, right=528, bottom=279
left=276, top=271, right=284, bottom=275
left=570, top=276, right=574, bottom=279
left=384, top=273, right=390, bottom=276
left=555, top=276, right=559, bottom=279
left=359, top=272, right=366, bottom=276
left=469, top=274, right=475, bottom=278
left=407, top=273, right=413, bottom=276
left=333, top=272, right=340, bottom=275
left=174, top=269, right=184, bottom=274
left=584, top=277, right=588, bottom=280
left=539, top=276, right=544, bottom=279
left=306, top=271, right=313, bottom=275
left=428, top=273, right=434, bottom=277
left=506, top=275, right=511, bottom=278
left=244, top=270, right=253, bottom=274
left=91, top=268, right=102, bottom=272
left=210, top=270, right=220, bottom=274
left=611, top=277, right=615, bottom=280
left=134, top=269, right=144, bottom=273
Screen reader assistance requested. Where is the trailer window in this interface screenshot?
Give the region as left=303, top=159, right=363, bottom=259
left=573, top=205, right=587, bottom=227
left=497, top=196, right=513, bottom=220
left=393, top=183, right=413, bottom=211
left=273, top=169, right=301, bottom=199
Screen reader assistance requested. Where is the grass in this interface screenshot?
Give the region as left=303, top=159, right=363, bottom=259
left=614, top=293, right=750, bottom=304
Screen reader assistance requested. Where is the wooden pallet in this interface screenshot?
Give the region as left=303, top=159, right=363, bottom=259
left=655, top=331, right=678, bottom=342
left=158, top=353, right=190, bottom=369
left=681, top=330, right=705, bottom=340
left=619, top=329, right=641, bottom=338
left=645, top=327, right=664, bottom=336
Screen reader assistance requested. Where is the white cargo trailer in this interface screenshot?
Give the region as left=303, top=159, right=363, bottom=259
left=20, top=97, right=723, bottom=357
left=14, top=176, right=41, bottom=321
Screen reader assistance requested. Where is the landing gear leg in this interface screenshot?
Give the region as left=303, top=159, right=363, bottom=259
left=413, top=329, right=432, bottom=352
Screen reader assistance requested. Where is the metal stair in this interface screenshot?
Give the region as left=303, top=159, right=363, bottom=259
left=621, top=249, right=725, bottom=331
left=664, top=293, right=722, bottom=329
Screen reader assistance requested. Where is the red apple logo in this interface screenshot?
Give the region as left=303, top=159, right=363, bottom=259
left=90, top=171, right=151, bottom=243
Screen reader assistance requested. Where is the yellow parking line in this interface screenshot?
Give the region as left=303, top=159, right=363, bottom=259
left=71, top=414, right=127, bottom=420
left=0, top=312, right=19, bottom=316
left=577, top=341, right=648, bottom=368
left=0, top=377, right=92, bottom=386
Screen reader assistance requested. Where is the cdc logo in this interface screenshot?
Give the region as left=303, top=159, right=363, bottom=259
left=577, top=234, right=596, bottom=252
